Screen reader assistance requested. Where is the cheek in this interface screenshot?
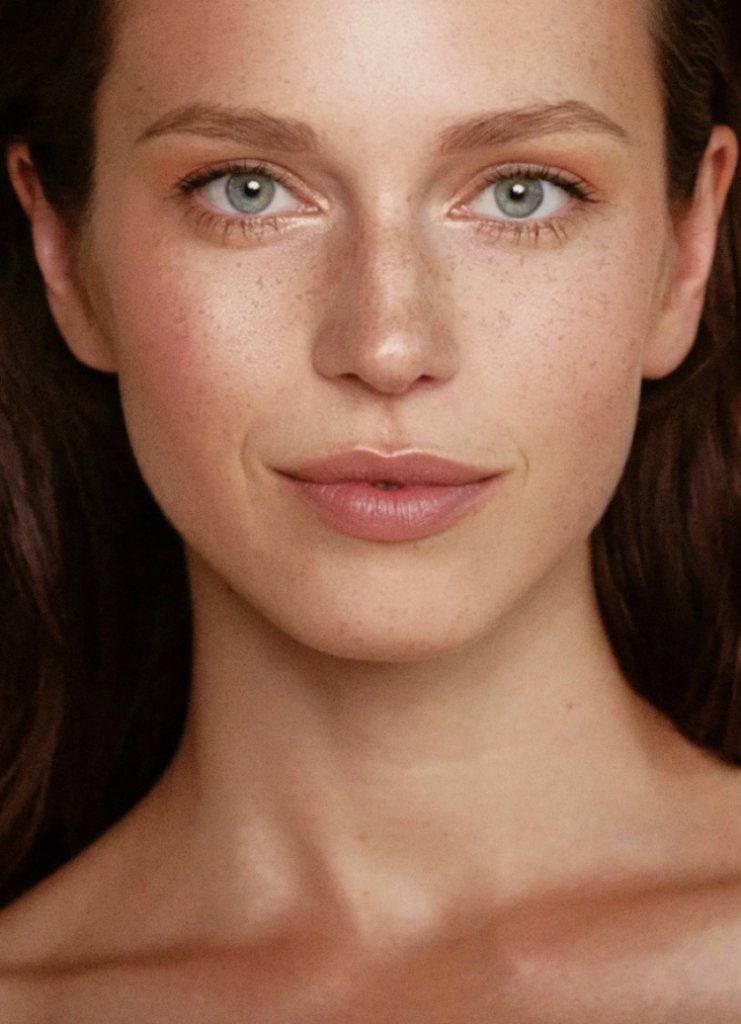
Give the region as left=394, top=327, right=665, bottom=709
left=96, top=235, right=325, bottom=508
left=92, top=203, right=663, bottom=581
left=80, top=206, right=667, bottom=658
left=447, top=234, right=663, bottom=519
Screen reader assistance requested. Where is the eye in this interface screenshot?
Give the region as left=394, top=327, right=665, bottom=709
left=468, top=173, right=571, bottom=222
left=199, top=169, right=302, bottom=217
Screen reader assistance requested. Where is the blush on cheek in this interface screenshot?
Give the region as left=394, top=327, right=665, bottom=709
left=104, top=258, right=303, bottom=545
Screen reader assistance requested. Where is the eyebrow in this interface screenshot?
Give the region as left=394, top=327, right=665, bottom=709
left=137, top=99, right=629, bottom=154
left=137, top=105, right=321, bottom=152
left=436, top=100, right=630, bottom=153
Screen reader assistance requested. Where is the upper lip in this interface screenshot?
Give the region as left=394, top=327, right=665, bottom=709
left=282, top=450, right=497, bottom=486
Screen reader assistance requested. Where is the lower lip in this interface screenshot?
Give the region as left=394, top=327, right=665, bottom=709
left=280, top=476, right=499, bottom=541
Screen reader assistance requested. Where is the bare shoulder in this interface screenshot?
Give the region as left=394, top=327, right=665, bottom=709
left=4, top=749, right=741, bottom=1023
left=4, top=880, right=741, bottom=1024
left=0, top=839, right=133, bottom=976
left=0, top=774, right=195, bottom=978
left=0, top=789, right=171, bottom=980
left=495, top=874, right=741, bottom=1019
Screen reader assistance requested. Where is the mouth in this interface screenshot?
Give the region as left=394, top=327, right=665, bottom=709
left=278, top=450, right=501, bottom=542
left=284, top=449, right=495, bottom=487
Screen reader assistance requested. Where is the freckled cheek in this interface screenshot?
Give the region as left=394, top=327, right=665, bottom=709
left=100, top=245, right=324, bottom=465
left=450, top=249, right=657, bottom=474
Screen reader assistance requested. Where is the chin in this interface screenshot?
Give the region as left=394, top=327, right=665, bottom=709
left=273, top=599, right=481, bottom=665
left=190, top=545, right=487, bottom=665
left=306, top=630, right=460, bottom=665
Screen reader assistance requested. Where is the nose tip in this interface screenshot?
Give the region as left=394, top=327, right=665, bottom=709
left=336, top=331, right=446, bottom=395
left=312, top=229, right=458, bottom=396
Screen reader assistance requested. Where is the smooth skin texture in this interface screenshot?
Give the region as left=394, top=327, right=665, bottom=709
left=2, top=0, right=741, bottom=1020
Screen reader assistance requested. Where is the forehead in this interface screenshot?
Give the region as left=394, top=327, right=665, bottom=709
left=99, top=0, right=661, bottom=151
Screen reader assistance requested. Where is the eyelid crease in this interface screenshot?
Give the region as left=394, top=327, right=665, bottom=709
left=174, top=159, right=601, bottom=247
left=448, top=162, right=598, bottom=224
left=459, top=162, right=599, bottom=207
left=448, top=162, right=601, bottom=247
left=175, top=158, right=325, bottom=227
left=177, top=159, right=305, bottom=202
left=173, top=160, right=324, bottom=246
left=488, top=162, right=596, bottom=187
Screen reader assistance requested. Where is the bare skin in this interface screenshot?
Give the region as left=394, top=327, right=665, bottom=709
left=1, top=0, right=740, bottom=1020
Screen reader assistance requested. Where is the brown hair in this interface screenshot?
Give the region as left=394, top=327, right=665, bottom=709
left=0, top=0, right=739, bottom=906
left=593, top=0, right=741, bottom=756
left=0, top=0, right=191, bottom=903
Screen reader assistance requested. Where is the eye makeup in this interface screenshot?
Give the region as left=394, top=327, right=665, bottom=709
left=173, top=155, right=601, bottom=247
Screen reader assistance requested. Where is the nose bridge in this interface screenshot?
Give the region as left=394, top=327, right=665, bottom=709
left=358, top=209, right=431, bottom=333
left=312, top=196, right=458, bottom=395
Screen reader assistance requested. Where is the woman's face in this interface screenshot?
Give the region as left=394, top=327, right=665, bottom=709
left=75, top=0, right=685, bottom=659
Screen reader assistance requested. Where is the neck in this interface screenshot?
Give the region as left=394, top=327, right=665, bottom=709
left=157, top=544, right=681, bottom=943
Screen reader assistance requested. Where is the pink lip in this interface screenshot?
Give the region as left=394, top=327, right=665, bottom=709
left=278, top=451, right=501, bottom=541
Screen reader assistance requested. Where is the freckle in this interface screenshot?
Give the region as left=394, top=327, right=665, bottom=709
left=566, top=702, right=575, bottom=712
left=357, top=832, right=369, bottom=842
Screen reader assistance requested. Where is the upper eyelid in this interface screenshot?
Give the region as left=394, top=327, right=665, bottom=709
left=176, top=159, right=326, bottom=214
left=176, top=157, right=592, bottom=193
left=456, top=163, right=595, bottom=201
left=445, top=164, right=598, bottom=226
left=175, top=160, right=598, bottom=241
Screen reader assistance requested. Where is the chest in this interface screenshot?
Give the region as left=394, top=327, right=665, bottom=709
left=7, top=932, right=741, bottom=1024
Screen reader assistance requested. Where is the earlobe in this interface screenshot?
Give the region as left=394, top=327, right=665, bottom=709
left=5, top=142, right=118, bottom=373
left=642, top=125, right=739, bottom=380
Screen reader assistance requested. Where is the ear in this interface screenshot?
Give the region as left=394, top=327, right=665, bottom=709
left=642, top=125, right=739, bottom=379
left=6, top=142, right=118, bottom=373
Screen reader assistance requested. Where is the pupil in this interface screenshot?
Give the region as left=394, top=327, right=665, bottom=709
left=226, top=172, right=276, bottom=213
left=494, top=177, right=544, bottom=219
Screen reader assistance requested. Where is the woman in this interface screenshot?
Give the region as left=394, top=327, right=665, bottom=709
left=0, top=0, right=740, bottom=1018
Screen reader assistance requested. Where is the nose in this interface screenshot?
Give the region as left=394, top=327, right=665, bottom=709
left=311, top=211, right=459, bottom=396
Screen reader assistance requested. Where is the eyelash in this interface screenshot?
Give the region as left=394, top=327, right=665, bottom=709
left=463, top=163, right=599, bottom=245
left=176, top=159, right=599, bottom=245
left=176, top=160, right=311, bottom=243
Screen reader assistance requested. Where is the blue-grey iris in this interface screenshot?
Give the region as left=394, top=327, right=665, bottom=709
left=494, top=177, right=544, bottom=219
left=226, top=172, right=276, bottom=214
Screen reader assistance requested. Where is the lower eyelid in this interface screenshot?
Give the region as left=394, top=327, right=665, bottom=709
left=196, top=175, right=302, bottom=217
left=186, top=203, right=320, bottom=247
left=473, top=217, right=570, bottom=244
left=467, top=179, right=571, bottom=220
left=178, top=164, right=592, bottom=246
